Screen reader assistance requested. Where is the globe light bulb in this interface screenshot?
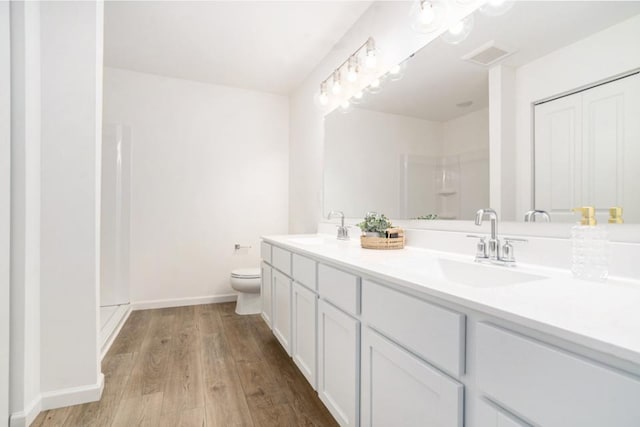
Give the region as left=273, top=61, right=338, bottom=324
left=331, top=73, right=342, bottom=95
left=419, top=2, right=435, bottom=24
left=347, top=68, right=358, bottom=83
left=389, top=64, right=401, bottom=75
left=449, top=21, right=464, bottom=35
left=354, top=91, right=364, bottom=100
left=318, top=92, right=328, bottom=106
left=370, top=78, right=381, bottom=88
left=365, top=51, right=377, bottom=69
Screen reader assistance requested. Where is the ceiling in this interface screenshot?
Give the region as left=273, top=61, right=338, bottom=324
left=356, top=1, right=640, bottom=122
left=104, top=1, right=372, bottom=95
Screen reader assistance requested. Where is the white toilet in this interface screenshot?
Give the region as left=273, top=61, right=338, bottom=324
left=230, top=267, right=261, bottom=315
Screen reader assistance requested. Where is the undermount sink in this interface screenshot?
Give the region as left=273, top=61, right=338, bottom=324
left=383, top=257, right=545, bottom=288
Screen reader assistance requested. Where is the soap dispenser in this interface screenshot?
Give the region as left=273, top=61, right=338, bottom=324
left=571, top=206, right=609, bottom=281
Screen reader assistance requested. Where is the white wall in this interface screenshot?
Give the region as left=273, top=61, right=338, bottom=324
left=442, top=107, right=490, bottom=220
left=289, top=1, right=482, bottom=232
left=324, top=107, right=442, bottom=218
left=514, top=14, right=640, bottom=218
left=9, top=2, right=42, bottom=425
left=1, top=2, right=11, bottom=426
left=103, top=67, right=289, bottom=306
left=39, top=0, right=104, bottom=410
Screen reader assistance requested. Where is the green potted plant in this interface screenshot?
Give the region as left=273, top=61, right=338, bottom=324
left=358, top=212, right=393, bottom=237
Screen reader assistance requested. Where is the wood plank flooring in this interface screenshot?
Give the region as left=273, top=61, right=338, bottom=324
left=32, top=303, right=338, bottom=427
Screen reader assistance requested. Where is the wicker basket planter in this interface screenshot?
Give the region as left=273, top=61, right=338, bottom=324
left=360, top=227, right=405, bottom=250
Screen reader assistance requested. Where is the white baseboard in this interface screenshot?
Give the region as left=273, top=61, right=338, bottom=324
left=9, top=395, right=41, bottom=427
left=101, top=305, right=132, bottom=360
left=131, top=293, right=237, bottom=311
left=40, top=374, right=104, bottom=411
left=10, top=375, right=104, bottom=427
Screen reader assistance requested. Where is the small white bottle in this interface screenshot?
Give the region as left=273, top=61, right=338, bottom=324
left=571, top=206, right=609, bottom=281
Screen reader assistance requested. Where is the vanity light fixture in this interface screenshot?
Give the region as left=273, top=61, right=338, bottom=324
left=442, top=13, right=474, bottom=44
left=315, top=37, right=379, bottom=110
left=411, top=0, right=447, bottom=34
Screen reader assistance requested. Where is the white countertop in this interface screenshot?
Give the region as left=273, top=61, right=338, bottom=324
left=263, top=233, right=640, bottom=366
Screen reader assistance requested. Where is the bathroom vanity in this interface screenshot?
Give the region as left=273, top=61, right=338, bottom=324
left=259, top=235, right=640, bottom=427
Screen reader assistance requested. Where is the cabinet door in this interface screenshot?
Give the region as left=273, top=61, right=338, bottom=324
left=361, top=327, right=464, bottom=427
left=292, top=282, right=317, bottom=389
left=476, top=399, right=530, bottom=427
left=260, top=262, right=272, bottom=328
left=272, top=269, right=291, bottom=355
left=317, top=299, right=359, bottom=427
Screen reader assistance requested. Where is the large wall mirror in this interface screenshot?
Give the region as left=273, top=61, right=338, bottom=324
left=323, top=1, right=640, bottom=223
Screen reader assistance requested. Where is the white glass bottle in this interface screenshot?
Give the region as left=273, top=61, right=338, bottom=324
left=571, top=206, right=609, bottom=281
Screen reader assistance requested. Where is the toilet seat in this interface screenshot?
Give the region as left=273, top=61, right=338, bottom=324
left=231, top=268, right=261, bottom=279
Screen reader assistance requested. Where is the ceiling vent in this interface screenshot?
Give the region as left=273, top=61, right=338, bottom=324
left=462, top=41, right=515, bottom=67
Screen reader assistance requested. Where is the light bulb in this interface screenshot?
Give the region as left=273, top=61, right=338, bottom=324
left=448, top=21, right=464, bottom=35
left=389, top=64, right=401, bottom=75
left=370, top=78, right=381, bottom=88
left=347, top=68, right=358, bottom=83
left=419, top=2, right=435, bottom=24
left=318, top=92, right=328, bottom=106
left=365, top=51, right=377, bottom=69
left=354, top=91, right=364, bottom=100
left=331, top=73, right=342, bottom=95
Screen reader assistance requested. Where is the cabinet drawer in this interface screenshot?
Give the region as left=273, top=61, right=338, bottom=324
left=361, top=280, right=465, bottom=377
left=476, top=398, right=530, bottom=427
left=272, top=246, right=291, bottom=276
left=361, top=327, right=463, bottom=427
left=476, top=323, right=640, bottom=427
left=260, top=241, right=272, bottom=264
left=292, top=253, right=317, bottom=290
left=318, top=264, right=360, bottom=316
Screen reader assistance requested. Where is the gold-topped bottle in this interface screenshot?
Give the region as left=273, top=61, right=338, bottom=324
left=608, top=207, right=624, bottom=224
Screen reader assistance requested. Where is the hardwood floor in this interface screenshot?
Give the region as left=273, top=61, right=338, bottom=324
left=32, top=303, right=338, bottom=427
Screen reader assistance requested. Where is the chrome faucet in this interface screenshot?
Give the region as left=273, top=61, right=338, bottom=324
left=475, top=208, right=500, bottom=260
left=327, top=210, right=349, bottom=240
left=524, top=210, right=551, bottom=222
left=469, top=208, right=527, bottom=265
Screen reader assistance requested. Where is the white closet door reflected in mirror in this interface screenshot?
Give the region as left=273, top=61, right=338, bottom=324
left=534, top=72, right=640, bottom=223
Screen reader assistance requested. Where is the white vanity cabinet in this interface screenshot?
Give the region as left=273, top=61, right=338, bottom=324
left=317, top=299, right=360, bottom=427
left=361, top=327, right=463, bottom=427
left=476, top=322, right=640, bottom=427
left=272, top=268, right=292, bottom=355
left=260, top=262, right=272, bottom=328
left=260, top=239, right=640, bottom=427
left=292, top=281, right=317, bottom=389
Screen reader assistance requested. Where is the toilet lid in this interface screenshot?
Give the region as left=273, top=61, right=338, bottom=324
left=231, top=268, right=261, bottom=279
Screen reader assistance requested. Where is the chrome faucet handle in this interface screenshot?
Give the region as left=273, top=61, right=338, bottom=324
left=501, top=237, right=528, bottom=263
left=466, top=234, right=488, bottom=260
left=328, top=210, right=349, bottom=240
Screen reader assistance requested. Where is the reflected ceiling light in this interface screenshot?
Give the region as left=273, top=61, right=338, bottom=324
left=351, top=90, right=365, bottom=104
left=411, top=0, right=447, bottom=34
left=339, top=99, right=351, bottom=113
left=346, top=57, right=359, bottom=82
left=441, top=14, right=474, bottom=45
left=388, top=61, right=408, bottom=82
left=367, top=78, right=383, bottom=94
left=479, top=0, right=514, bottom=17
left=331, top=71, right=342, bottom=95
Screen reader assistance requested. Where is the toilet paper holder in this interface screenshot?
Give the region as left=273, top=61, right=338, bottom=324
left=234, top=243, right=252, bottom=250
